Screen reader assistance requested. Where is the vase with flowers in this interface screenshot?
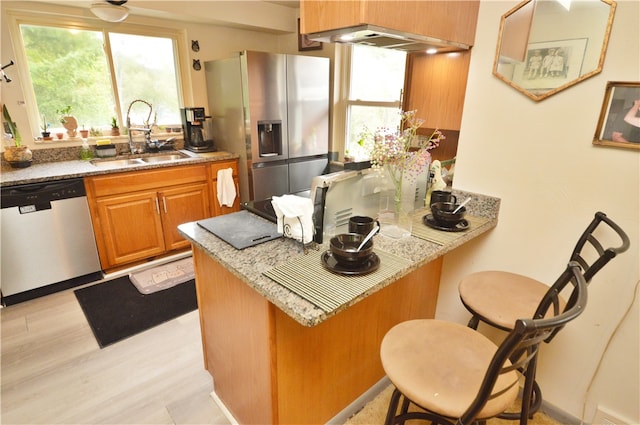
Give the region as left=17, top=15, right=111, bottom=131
left=357, top=110, right=444, bottom=238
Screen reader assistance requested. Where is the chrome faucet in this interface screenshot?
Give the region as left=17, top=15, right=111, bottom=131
left=126, top=99, right=153, bottom=154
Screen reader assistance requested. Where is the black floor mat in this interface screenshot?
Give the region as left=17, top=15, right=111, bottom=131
left=74, top=276, right=197, bottom=348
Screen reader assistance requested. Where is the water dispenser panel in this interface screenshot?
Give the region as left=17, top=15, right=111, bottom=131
left=258, top=120, right=283, bottom=157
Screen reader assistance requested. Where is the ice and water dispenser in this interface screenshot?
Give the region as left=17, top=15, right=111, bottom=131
left=257, top=120, right=283, bottom=158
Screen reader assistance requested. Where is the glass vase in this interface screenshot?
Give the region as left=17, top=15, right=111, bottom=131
left=377, top=165, right=416, bottom=239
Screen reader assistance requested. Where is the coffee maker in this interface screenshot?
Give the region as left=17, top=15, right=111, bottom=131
left=181, top=107, right=215, bottom=152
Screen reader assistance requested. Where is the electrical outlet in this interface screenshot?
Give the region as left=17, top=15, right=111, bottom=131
left=592, top=407, right=629, bottom=425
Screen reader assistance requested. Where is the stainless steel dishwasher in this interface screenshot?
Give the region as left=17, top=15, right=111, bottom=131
left=1, top=178, right=102, bottom=305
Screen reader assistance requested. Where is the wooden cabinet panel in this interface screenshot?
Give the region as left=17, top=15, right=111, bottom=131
left=301, top=0, right=479, bottom=46
left=300, top=0, right=365, bottom=34
left=403, top=50, right=472, bottom=131
left=94, top=191, right=165, bottom=268
left=160, top=183, right=211, bottom=251
left=86, top=164, right=208, bottom=198
left=210, top=160, right=240, bottom=216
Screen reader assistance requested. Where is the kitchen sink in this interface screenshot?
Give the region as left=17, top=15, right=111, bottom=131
left=140, top=154, right=186, bottom=163
left=91, top=158, right=145, bottom=168
left=91, top=152, right=190, bottom=168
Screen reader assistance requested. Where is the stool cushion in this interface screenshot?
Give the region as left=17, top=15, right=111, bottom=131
left=459, top=271, right=567, bottom=330
left=380, top=319, right=519, bottom=420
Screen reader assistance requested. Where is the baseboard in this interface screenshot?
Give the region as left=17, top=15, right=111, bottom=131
left=540, top=398, right=582, bottom=425
left=210, top=390, right=239, bottom=425
left=327, top=376, right=392, bottom=424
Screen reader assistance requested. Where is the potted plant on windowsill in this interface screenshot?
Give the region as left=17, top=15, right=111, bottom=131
left=110, top=116, right=120, bottom=136
left=2, top=104, right=33, bottom=168
left=57, top=105, right=77, bottom=138
left=79, top=124, right=89, bottom=139
left=40, top=115, right=52, bottom=140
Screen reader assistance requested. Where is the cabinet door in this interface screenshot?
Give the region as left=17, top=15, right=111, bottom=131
left=95, top=191, right=165, bottom=268
left=212, top=177, right=240, bottom=216
left=160, top=182, right=211, bottom=251
left=403, top=51, right=471, bottom=131
left=211, top=160, right=241, bottom=216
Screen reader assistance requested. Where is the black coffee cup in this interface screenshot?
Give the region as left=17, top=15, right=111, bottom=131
left=348, top=216, right=380, bottom=236
left=430, top=190, right=457, bottom=206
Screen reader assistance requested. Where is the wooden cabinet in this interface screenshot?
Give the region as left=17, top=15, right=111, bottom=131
left=160, top=182, right=211, bottom=251
left=93, top=190, right=167, bottom=267
left=402, top=50, right=473, bottom=162
left=301, top=0, right=480, bottom=47
left=403, top=50, right=472, bottom=131
left=209, top=160, right=240, bottom=216
left=85, top=164, right=211, bottom=270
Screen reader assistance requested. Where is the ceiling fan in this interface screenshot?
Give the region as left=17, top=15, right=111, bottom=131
left=90, top=0, right=129, bottom=23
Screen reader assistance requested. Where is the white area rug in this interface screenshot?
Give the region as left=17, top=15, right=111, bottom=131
left=129, top=257, right=194, bottom=294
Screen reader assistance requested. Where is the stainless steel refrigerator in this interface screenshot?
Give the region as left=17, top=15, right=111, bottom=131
left=205, top=50, right=330, bottom=202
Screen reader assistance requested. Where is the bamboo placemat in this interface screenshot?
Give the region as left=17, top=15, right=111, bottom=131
left=263, top=248, right=411, bottom=313
left=411, top=214, right=490, bottom=245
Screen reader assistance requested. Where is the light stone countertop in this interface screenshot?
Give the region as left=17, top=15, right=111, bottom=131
left=178, top=189, right=500, bottom=327
left=0, top=150, right=238, bottom=187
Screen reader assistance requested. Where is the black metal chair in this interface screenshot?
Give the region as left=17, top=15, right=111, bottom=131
left=380, top=262, right=589, bottom=425
left=457, top=211, right=630, bottom=419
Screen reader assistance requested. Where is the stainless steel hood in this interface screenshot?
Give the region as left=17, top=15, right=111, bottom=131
left=306, top=24, right=471, bottom=53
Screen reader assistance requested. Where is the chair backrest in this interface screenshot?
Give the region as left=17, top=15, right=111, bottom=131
left=570, top=211, right=630, bottom=283
left=531, top=212, right=628, bottom=343
left=458, top=262, right=588, bottom=425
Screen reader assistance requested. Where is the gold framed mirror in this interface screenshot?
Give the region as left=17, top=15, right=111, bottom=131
left=493, top=0, right=617, bottom=102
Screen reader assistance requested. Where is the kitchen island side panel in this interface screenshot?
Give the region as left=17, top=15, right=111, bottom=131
left=192, top=247, right=276, bottom=424
left=274, top=257, right=442, bottom=424
left=193, top=245, right=442, bottom=424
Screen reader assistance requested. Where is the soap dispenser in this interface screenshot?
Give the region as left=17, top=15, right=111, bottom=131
left=80, top=138, right=94, bottom=160
left=425, top=160, right=446, bottom=206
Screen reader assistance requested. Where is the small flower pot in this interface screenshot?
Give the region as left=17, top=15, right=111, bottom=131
left=56, top=133, right=64, bottom=140
left=111, top=127, right=120, bottom=136
left=79, top=130, right=89, bottom=138
left=3, top=146, right=33, bottom=168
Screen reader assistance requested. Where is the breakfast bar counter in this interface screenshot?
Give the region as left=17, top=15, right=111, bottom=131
left=178, top=189, right=499, bottom=424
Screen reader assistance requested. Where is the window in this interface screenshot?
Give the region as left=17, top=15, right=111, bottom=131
left=345, top=45, right=407, bottom=159
left=16, top=18, right=183, bottom=137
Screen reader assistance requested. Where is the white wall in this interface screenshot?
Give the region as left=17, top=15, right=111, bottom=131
left=437, top=1, right=639, bottom=423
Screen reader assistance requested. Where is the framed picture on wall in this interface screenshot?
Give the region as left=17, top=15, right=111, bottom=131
left=511, top=38, right=588, bottom=91
left=298, top=19, right=322, bottom=51
left=593, top=81, right=640, bottom=150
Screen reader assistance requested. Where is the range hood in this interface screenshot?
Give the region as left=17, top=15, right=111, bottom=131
left=306, top=24, right=471, bottom=53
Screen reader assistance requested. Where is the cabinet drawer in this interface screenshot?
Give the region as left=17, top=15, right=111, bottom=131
left=86, top=164, right=208, bottom=198
left=211, top=160, right=239, bottom=179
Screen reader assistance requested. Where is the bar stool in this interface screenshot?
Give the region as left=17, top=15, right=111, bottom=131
left=458, top=211, right=630, bottom=419
left=381, top=262, right=588, bottom=425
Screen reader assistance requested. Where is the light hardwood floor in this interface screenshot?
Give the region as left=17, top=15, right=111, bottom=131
left=1, top=282, right=232, bottom=424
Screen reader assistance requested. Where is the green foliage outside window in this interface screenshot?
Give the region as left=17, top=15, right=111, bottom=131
left=20, top=23, right=182, bottom=135
left=21, top=25, right=115, bottom=133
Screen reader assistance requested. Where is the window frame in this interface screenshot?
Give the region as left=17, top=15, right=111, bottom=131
left=5, top=7, right=191, bottom=142
left=340, top=44, right=406, bottom=159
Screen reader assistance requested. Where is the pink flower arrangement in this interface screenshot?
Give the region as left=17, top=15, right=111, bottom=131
left=357, top=110, right=445, bottom=187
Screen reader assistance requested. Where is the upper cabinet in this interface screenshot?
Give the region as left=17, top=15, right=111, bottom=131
left=403, top=51, right=472, bottom=131
left=301, top=1, right=480, bottom=52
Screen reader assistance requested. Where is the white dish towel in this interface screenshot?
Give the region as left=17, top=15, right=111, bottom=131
left=217, top=168, right=236, bottom=207
left=271, top=195, right=314, bottom=244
